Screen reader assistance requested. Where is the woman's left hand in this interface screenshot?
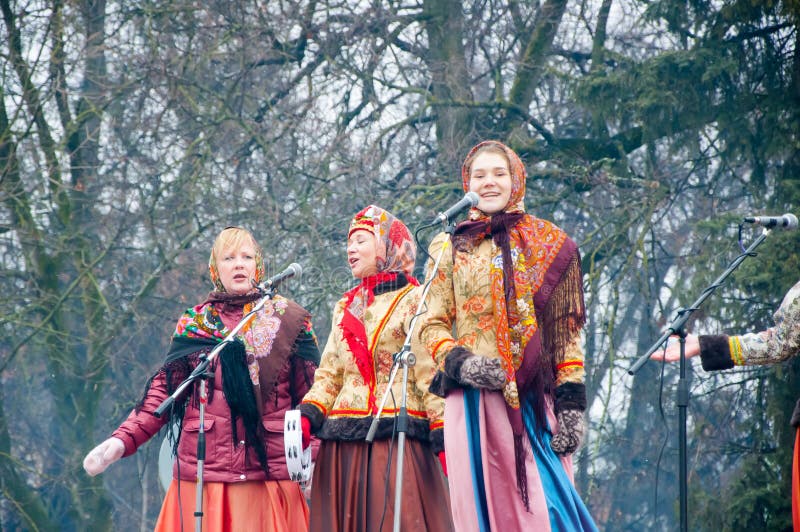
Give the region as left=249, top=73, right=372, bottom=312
left=550, top=410, right=585, bottom=455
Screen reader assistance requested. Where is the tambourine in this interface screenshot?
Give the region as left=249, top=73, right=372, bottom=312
left=284, top=409, right=312, bottom=483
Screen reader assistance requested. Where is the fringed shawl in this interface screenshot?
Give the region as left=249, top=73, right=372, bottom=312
left=140, top=291, right=310, bottom=474
left=454, top=140, right=586, bottom=508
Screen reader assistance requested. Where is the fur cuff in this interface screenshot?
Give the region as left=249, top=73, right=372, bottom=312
left=554, top=382, right=586, bottom=413
left=429, top=427, right=445, bottom=454
left=297, top=402, right=325, bottom=433
left=443, top=346, right=474, bottom=380
left=428, top=370, right=458, bottom=397
left=429, top=346, right=474, bottom=397
left=698, top=335, right=735, bottom=371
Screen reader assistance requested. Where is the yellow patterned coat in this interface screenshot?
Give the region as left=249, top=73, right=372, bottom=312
left=300, top=281, right=445, bottom=451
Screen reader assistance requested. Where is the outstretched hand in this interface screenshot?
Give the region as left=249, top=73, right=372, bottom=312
left=83, top=437, right=125, bottom=476
left=650, top=334, right=701, bottom=363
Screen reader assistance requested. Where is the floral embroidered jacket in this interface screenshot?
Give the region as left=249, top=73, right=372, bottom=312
left=418, top=232, right=586, bottom=390
left=698, top=278, right=800, bottom=426
left=299, top=282, right=445, bottom=452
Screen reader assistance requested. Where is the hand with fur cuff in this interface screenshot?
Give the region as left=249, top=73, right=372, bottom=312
left=550, top=382, right=587, bottom=455
left=443, top=346, right=506, bottom=390
left=550, top=410, right=586, bottom=455
left=297, top=402, right=325, bottom=434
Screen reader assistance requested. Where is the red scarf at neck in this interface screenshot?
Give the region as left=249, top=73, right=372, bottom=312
left=339, top=271, right=401, bottom=411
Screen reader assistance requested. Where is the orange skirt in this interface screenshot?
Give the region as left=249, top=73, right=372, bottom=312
left=155, top=479, right=309, bottom=532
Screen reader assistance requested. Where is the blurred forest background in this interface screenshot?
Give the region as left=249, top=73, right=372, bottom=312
left=1, top=0, right=799, bottom=530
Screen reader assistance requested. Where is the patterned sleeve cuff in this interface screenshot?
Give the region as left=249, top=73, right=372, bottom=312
left=297, top=402, right=326, bottom=433
left=698, top=335, right=735, bottom=371
left=554, top=382, right=586, bottom=413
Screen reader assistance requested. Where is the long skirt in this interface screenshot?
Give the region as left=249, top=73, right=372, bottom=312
left=155, top=478, right=309, bottom=532
left=444, top=388, right=598, bottom=532
left=793, top=427, right=799, bottom=531
left=309, top=438, right=453, bottom=532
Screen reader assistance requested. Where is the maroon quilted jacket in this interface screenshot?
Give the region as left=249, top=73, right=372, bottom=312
left=114, top=351, right=318, bottom=482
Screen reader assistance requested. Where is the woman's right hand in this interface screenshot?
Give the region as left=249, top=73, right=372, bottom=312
left=650, top=334, right=701, bottom=362
left=83, top=437, right=125, bottom=476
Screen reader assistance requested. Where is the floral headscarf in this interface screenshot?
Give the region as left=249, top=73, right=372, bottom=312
left=348, top=205, right=417, bottom=279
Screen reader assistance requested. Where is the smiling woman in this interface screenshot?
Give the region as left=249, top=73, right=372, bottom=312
left=419, top=140, right=598, bottom=531
left=466, top=147, right=513, bottom=215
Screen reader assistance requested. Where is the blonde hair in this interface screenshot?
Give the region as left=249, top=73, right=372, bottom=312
left=207, top=226, right=267, bottom=291
left=211, top=227, right=260, bottom=263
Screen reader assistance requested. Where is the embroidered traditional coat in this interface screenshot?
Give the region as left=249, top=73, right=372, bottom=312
left=699, top=278, right=800, bottom=426
left=419, top=231, right=586, bottom=389
left=300, top=283, right=445, bottom=450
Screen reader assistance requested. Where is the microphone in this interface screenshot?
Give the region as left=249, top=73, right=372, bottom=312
left=255, top=263, right=302, bottom=290
left=435, top=191, right=480, bottom=223
left=743, top=213, right=798, bottom=229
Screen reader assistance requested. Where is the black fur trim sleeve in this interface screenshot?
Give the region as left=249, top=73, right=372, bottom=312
left=443, top=346, right=474, bottom=380
left=428, top=346, right=474, bottom=397
left=698, top=335, right=735, bottom=372
left=297, top=402, right=325, bottom=433
left=429, top=427, right=445, bottom=454
left=554, top=382, right=586, bottom=413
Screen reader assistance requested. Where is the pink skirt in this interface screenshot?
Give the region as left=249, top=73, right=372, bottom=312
left=155, top=478, right=309, bottom=532
left=793, top=427, right=799, bottom=531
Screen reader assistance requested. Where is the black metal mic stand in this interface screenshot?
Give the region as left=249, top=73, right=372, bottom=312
left=365, top=219, right=456, bottom=532
left=153, top=284, right=278, bottom=532
left=629, top=227, right=772, bottom=532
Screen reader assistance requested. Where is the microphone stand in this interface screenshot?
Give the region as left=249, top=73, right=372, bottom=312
left=153, top=284, right=278, bottom=532
left=366, top=218, right=456, bottom=532
left=628, top=227, right=772, bottom=532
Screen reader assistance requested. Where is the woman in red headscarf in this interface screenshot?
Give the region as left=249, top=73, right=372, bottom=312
left=419, top=141, right=598, bottom=531
left=83, top=227, right=320, bottom=531
left=299, top=205, right=453, bottom=532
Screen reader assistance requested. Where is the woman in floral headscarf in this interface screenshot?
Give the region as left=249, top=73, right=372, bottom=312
left=83, top=227, right=320, bottom=531
left=299, top=206, right=453, bottom=532
left=419, top=141, right=598, bottom=530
